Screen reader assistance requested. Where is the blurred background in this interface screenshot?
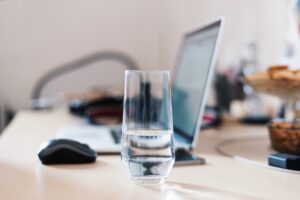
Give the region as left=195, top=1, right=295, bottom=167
left=0, top=0, right=296, bottom=129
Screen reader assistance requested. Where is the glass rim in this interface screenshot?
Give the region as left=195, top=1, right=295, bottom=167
left=125, top=70, right=170, bottom=74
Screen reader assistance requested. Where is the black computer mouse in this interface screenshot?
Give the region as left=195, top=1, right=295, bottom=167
left=38, top=139, right=97, bottom=165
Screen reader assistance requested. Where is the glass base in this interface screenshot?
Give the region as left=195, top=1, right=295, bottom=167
left=131, top=177, right=165, bottom=185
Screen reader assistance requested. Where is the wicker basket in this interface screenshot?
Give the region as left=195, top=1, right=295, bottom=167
left=244, top=76, right=300, bottom=99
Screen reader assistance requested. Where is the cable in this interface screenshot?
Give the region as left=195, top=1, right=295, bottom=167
left=216, top=136, right=300, bottom=174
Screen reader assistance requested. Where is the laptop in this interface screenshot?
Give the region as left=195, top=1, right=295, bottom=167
left=57, top=17, right=224, bottom=153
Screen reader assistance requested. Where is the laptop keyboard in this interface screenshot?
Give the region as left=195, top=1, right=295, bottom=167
left=111, top=128, right=122, bottom=144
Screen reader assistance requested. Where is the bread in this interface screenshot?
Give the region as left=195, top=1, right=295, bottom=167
left=267, top=65, right=289, bottom=80
left=268, top=65, right=288, bottom=73
left=271, top=70, right=296, bottom=80
left=293, top=70, right=300, bottom=81
left=244, top=65, right=300, bottom=99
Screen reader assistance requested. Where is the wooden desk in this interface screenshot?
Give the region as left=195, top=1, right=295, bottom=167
left=0, top=108, right=299, bottom=200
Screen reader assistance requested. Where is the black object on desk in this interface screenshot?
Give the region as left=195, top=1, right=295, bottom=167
left=240, top=115, right=271, bottom=125
left=268, top=153, right=300, bottom=171
left=38, top=139, right=97, bottom=165
left=175, top=149, right=206, bottom=166
left=69, top=96, right=123, bottom=117
left=69, top=96, right=123, bottom=125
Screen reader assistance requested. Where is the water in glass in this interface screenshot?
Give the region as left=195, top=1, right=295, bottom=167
left=121, top=70, right=175, bottom=185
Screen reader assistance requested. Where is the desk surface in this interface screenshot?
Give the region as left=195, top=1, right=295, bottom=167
left=0, top=108, right=299, bottom=200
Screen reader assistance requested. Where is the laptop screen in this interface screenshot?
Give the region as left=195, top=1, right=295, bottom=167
left=172, top=21, right=221, bottom=140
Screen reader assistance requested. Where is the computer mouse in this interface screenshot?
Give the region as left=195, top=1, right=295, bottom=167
left=38, top=139, right=97, bottom=165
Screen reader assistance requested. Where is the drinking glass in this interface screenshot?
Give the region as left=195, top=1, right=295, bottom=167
left=121, top=70, right=175, bottom=185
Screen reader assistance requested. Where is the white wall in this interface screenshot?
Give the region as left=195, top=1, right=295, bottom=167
left=0, top=0, right=286, bottom=109
left=159, top=0, right=286, bottom=72
left=0, top=0, right=161, bottom=108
